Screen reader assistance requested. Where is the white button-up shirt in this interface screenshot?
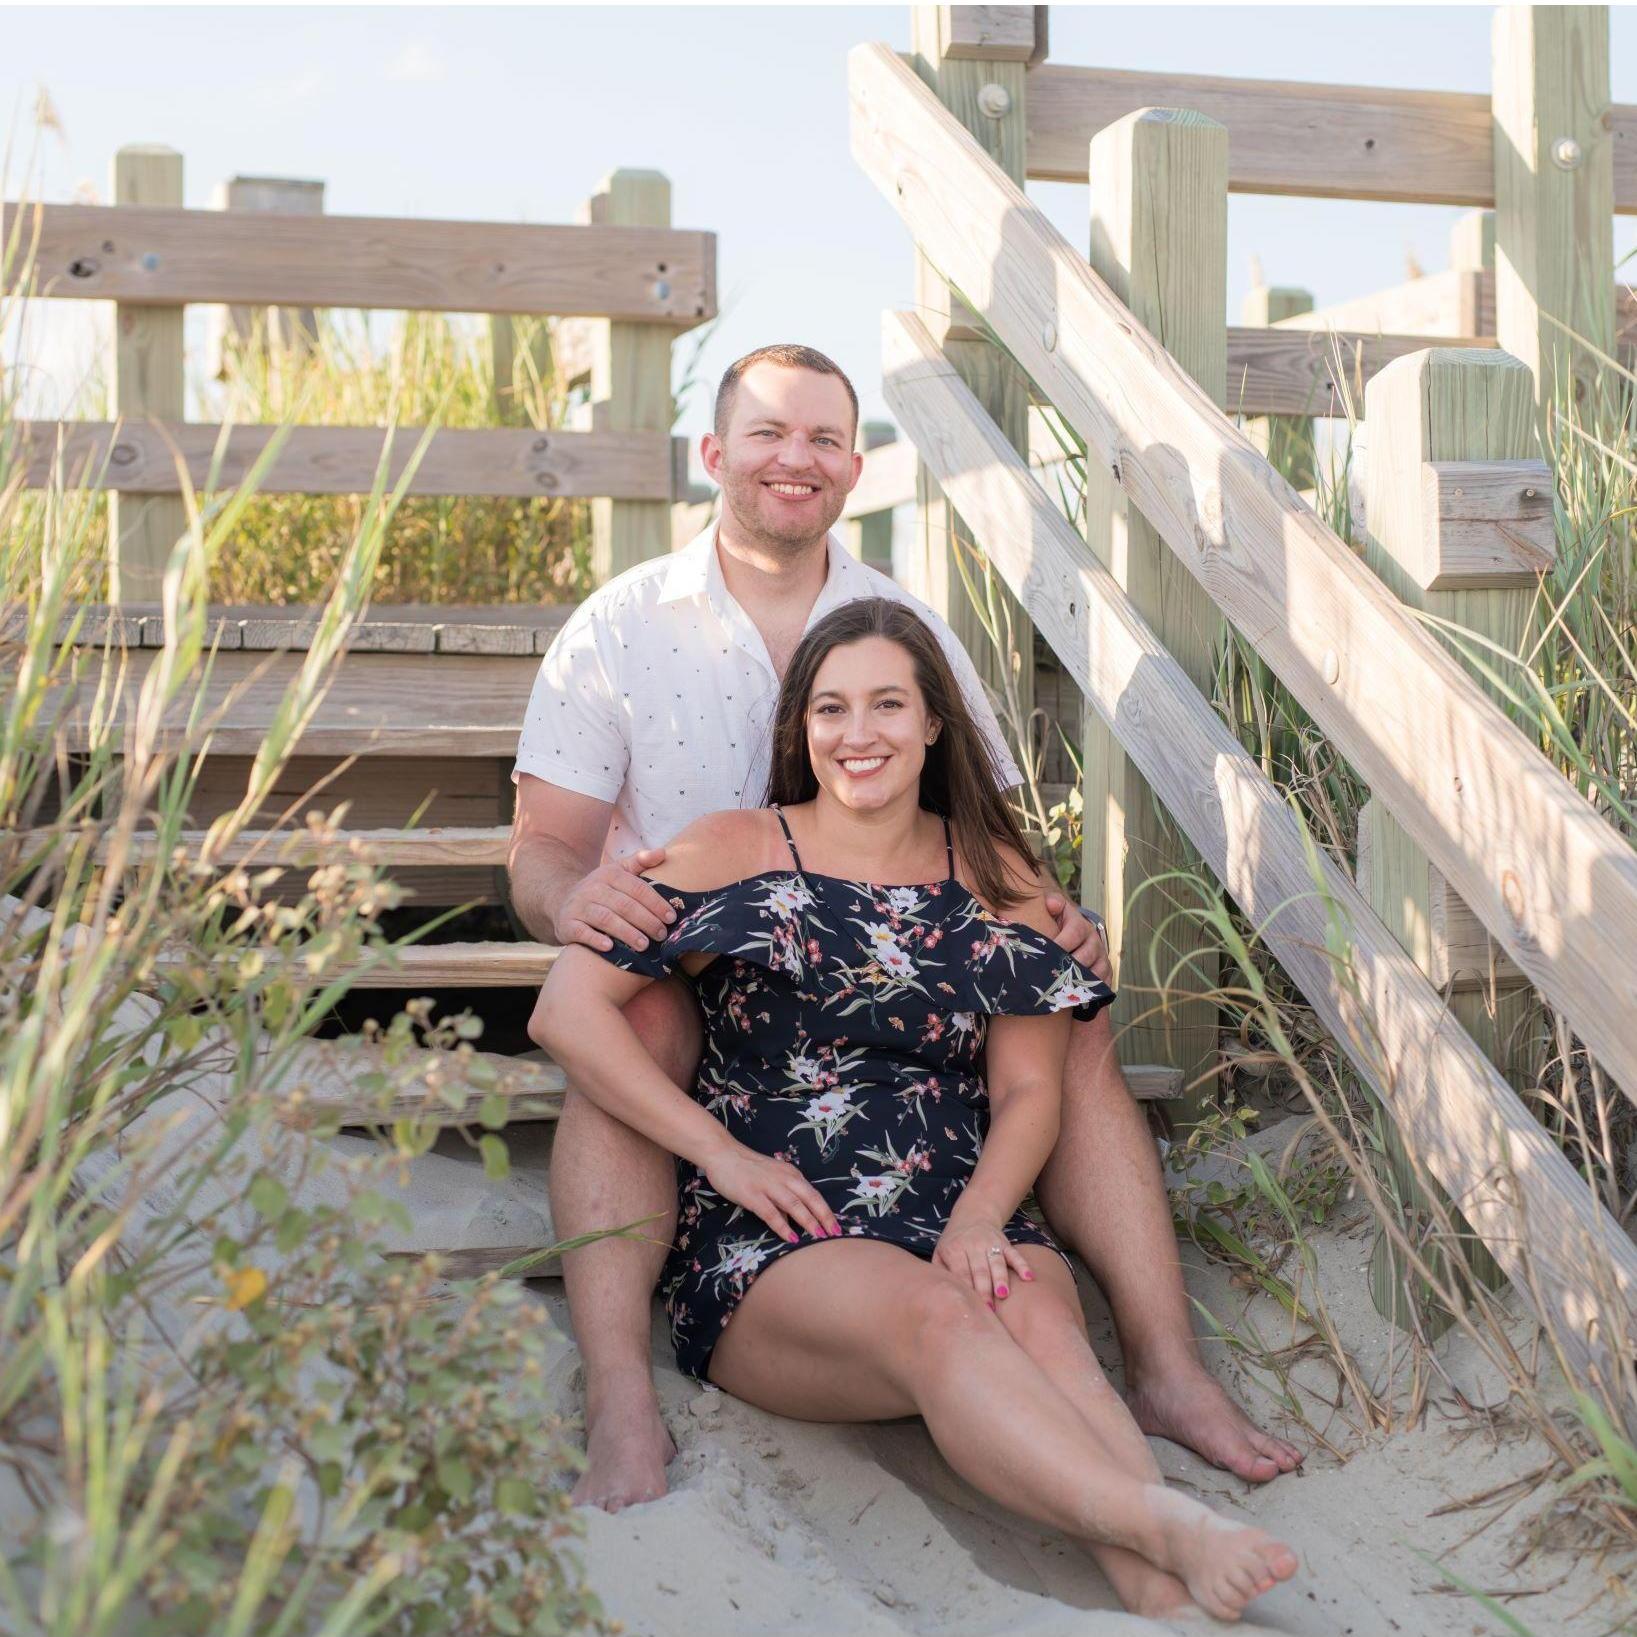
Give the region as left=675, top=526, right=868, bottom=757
left=513, top=525, right=1023, bottom=859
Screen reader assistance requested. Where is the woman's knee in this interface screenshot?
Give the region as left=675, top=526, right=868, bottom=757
left=900, top=1269, right=993, bottom=1352
left=995, top=1257, right=1094, bottom=1353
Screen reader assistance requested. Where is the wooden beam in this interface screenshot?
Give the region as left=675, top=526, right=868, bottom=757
left=1241, top=285, right=1316, bottom=488
left=1081, top=106, right=1227, bottom=1105
left=1226, top=326, right=1498, bottom=417
left=1493, top=5, right=1618, bottom=412
left=19, top=421, right=677, bottom=500
left=1271, top=267, right=1485, bottom=339
left=880, top=304, right=1635, bottom=1379
left=1024, top=59, right=1637, bottom=212
left=842, top=420, right=899, bottom=570
left=109, top=145, right=186, bottom=603
left=158, top=940, right=558, bottom=988
left=582, top=170, right=676, bottom=581
left=909, top=6, right=1035, bottom=715
left=2, top=201, right=717, bottom=324
left=850, top=42, right=1637, bottom=1106
left=841, top=435, right=919, bottom=518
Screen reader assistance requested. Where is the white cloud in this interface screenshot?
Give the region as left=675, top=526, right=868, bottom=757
left=383, top=41, right=445, bottom=83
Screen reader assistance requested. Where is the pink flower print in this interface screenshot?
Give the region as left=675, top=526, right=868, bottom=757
left=925, top=928, right=943, bottom=948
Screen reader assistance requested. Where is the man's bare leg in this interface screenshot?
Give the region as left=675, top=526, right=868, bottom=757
left=548, top=976, right=702, bottom=1510
left=1034, top=1010, right=1303, bottom=1483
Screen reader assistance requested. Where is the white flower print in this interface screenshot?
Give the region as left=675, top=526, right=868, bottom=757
left=764, top=877, right=815, bottom=917
left=1040, top=967, right=1106, bottom=1014
left=851, top=1174, right=900, bottom=1204
left=803, top=1089, right=853, bottom=1122
left=862, top=921, right=898, bottom=949
left=876, top=945, right=916, bottom=980
left=883, top=886, right=924, bottom=916
left=787, top=1052, right=824, bottom=1088
left=948, top=1011, right=977, bottom=1037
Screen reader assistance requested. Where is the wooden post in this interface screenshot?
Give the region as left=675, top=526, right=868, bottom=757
left=208, top=175, right=325, bottom=381
left=110, top=144, right=187, bottom=603
left=1360, top=347, right=1550, bottom=1084
left=1241, top=283, right=1315, bottom=488
left=1081, top=108, right=1228, bottom=1104
left=488, top=314, right=553, bottom=427
left=1492, top=5, right=1616, bottom=414
left=582, top=169, right=673, bottom=583
left=844, top=420, right=897, bottom=572
left=908, top=5, right=1036, bottom=716
left=1358, top=343, right=1551, bottom=1326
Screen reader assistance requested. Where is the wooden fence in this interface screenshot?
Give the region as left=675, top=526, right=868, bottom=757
left=4, top=152, right=716, bottom=599
left=856, top=6, right=1637, bottom=1382
left=5, top=151, right=716, bottom=918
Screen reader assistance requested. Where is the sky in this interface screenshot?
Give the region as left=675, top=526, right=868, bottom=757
left=7, top=2, right=1637, bottom=441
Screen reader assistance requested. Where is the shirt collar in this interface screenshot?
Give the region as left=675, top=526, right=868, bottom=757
left=660, top=521, right=873, bottom=625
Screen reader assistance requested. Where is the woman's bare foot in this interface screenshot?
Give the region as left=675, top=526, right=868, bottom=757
left=1142, top=1485, right=1298, bottom=1622
left=572, top=1375, right=677, bottom=1511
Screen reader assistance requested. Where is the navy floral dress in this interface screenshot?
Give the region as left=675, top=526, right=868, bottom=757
left=595, top=807, right=1116, bottom=1382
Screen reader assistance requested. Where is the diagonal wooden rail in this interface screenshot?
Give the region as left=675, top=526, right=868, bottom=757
left=883, top=307, right=1635, bottom=1381
left=850, top=42, right=1637, bottom=1112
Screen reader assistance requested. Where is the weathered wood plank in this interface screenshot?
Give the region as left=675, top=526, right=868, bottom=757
left=2, top=202, right=717, bottom=324
left=1419, top=456, right=1557, bottom=589
left=1224, top=326, right=1498, bottom=417
left=880, top=303, right=1636, bottom=1379
left=1024, top=59, right=1637, bottom=212
left=936, top=5, right=1038, bottom=61
left=157, top=940, right=557, bottom=988
left=842, top=435, right=918, bottom=518
left=98, top=825, right=512, bottom=869
left=19, top=421, right=676, bottom=500
left=297, top=1041, right=565, bottom=1126
left=851, top=42, right=1637, bottom=1109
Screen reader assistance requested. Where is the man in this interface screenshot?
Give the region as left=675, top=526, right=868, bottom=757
left=509, top=343, right=1301, bottom=1511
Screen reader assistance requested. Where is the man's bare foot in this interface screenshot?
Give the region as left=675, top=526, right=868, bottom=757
left=1143, top=1485, right=1298, bottom=1622
left=1127, top=1357, right=1302, bottom=1483
left=572, top=1377, right=677, bottom=1512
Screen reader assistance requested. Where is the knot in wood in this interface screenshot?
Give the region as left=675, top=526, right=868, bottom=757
left=110, top=443, right=137, bottom=467
left=1500, top=870, right=1525, bottom=925
left=67, top=257, right=99, bottom=279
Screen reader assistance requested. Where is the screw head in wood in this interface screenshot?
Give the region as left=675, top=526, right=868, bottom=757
left=141, top=252, right=159, bottom=271
left=653, top=279, right=671, bottom=301
left=1041, top=321, right=1057, bottom=353
left=977, top=82, right=1012, bottom=119
left=1322, top=649, right=1340, bottom=686
left=1551, top=136, right=1583, bottom=170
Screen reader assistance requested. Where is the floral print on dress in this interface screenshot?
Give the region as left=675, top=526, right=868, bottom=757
left=594, top=827, right=1114, bottom=1383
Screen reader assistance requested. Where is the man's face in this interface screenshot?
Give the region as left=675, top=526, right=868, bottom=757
left=703, top=363, right=863, bottom=551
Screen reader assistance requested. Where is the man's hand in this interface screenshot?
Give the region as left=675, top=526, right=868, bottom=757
left=1043, top=892, right=1112, bottom=983
left=558, top=848, right=677, bottom=953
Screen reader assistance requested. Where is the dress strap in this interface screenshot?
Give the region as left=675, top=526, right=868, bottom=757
left=941, top=815, right=957, bottom=882
left=771, top=804, right=805, bottom=872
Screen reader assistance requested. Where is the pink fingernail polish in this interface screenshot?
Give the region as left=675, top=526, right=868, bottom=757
left=786, top=1233, right=799, bottom=1244
left=996, top=1284, right=1009, bottom=1299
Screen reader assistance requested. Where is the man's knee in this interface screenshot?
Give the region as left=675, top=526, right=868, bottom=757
left=620, top=975, right=703, bottom=1087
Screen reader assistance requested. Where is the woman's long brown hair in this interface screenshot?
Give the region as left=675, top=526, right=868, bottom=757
left=763, top=598, right=1037, bottom=910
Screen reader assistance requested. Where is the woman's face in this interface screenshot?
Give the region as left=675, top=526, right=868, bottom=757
left=805, top=635, right=939, bottom=813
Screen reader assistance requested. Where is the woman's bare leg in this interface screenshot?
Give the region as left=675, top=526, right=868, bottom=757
left=990, top=1251, right=1198, bottom=1617
left=708, top=1240, right=1298, bottom=1622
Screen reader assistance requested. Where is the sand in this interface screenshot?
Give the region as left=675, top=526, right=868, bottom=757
left=524, top=1121, right=1634, bottom=1637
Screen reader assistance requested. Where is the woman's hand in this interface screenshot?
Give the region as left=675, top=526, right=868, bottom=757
left=701, top=1141, right=842, bottom=1245
left=933, top=1218, right=1036, bottom=1306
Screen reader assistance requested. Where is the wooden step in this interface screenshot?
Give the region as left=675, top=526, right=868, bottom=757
left=1125, top=1064, right=1184, bottom=1101
left=33, top=824, right=513, bottom=870
left=156, top=939, right=558, bottom=988
left=297, top=1041, right=565, bottom=1125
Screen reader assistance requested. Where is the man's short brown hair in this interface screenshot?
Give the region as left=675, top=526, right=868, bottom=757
left=713, top=344, right=860, bottom=442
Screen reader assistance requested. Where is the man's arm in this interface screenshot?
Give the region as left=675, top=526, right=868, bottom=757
left=508, top=774, right=675, bottom=951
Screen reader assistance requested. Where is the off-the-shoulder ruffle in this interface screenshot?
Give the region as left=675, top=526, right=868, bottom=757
left=592, top=871, right=1114, bottom=1023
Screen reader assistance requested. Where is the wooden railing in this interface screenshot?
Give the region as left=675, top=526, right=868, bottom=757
left=851, top=14, right=1637, bottom=1379
left=3, top=157, right=717, bottom=599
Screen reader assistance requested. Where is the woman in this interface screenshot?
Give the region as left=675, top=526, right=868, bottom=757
left=531, top=598, right=1299, bottom=1621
